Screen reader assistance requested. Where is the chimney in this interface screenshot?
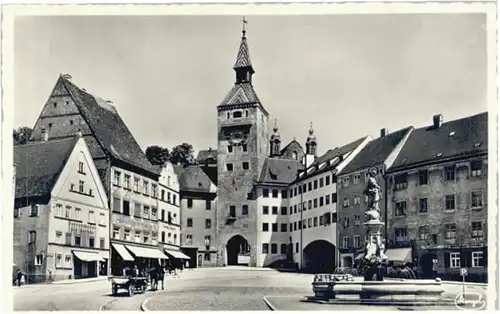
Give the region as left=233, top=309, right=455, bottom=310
left=380, top=128, right=388, bottom=137
left=41, top=128, right=48, bottom=142
left=433, top=114, right=443, bottom=128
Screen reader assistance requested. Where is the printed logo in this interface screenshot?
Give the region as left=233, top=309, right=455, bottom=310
left=454, top=292, right=486, bottom=310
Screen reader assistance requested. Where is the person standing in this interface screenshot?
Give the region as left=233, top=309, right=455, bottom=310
left=158, top=265, right=165, bottom=290
left=14, top=269, right=23, bottom=287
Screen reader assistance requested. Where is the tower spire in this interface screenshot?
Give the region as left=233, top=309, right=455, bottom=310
left=233, top=17, right=254, bottom=84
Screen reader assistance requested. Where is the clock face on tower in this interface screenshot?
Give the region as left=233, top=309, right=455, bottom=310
left=225, top=130, right=248, bottom=146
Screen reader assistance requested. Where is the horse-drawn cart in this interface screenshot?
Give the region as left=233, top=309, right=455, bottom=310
left=108, top=276, right=149, bottom=296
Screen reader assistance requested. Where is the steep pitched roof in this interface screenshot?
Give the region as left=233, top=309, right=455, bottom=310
left=14, top=137, right=78, bottom=199
left=339, top=127, right=413, bottom=175
left=280, top=140, right=304, bottom=155
left=174, top=165, right=216, bottom=193
left=389, top=112, right=488, bottom=171
left=258, top=157, right=304, bottom=185
left=60, top=76, right=159, bottom=177
left=233, top=32, right=253, bottom=69
left=220, top=82, right=261, bottom=106
left=298, top=136, right=369, bottom=182
left=196, top=149, right=217, bottom=164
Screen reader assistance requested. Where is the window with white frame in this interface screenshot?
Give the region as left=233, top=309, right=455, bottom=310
left=78, top=161, right=85, bottom=174
left=444, top=166, right=456, bottom=181
left=55, top=253, right=62, bottom=267
left=354, top=235, right=361, bottom=248
left=143, top=181, right=149, bottom=195
left=124, top=229, right=131, bottom=241
left=354, top=214, right=360, bottom=226
left=471, top=191, right=483, bottom=209
left=135, top=231, right=141, bottom=243
left=74, top=208, right=81, bottom=220
left=152, top=233, right=158, bottom=245
left=471, top=160, right=483, bottom=178
left=88, top=211, right=95, bottom=223
left=343, top=197, right=350, bottom=208
left=151, top=207, right=157, bottom=220
left=343, top=217, right=350, bottom=228
left=186, top=234, right=193, bottom=245
left=353, top=174, right=361, bottom=184
left=30, top=204, right=39, bottom=216
left=65, top=254, right=71, bottom=266
left=445, top=194, right=456, bottom=211
left=395, top=201, right=407, bottom=217
left=471, top=221, right=483, bottom=239
left=134, top=177, right=140, bottom=192
left=124, top=174, right=131, bottom=189
left=35, top=254, right=43, bottom=266
left=29, top=230, right=36, bottom=244
left=342, top=177, right=350, bottom=187
left=419, top=226, right=429, bottom=241
left=354, top=196, right=360, bottom=205
left=143, top=233, right=149, bottom=244
left=445, top=223, right=456, bottom=240
left=65, top=206, right=71, bottom=218
left=113, top=228, right=120, bottom=239
left=55, top=231, right=63, bottom=243
left=99, top=213, right=106, bottom=226
left=394, top=174, right=408, bottom=190
left=343, top=237, right=350, bottom=249
left=113, top=171, right=121, bottom=186
left=449, top=252, right=460, bottom=268
left=152, top=184, right=157, bottom=198
left=79, top=180, right=84, bottom=193
left=472, top=251, right=484, bottom=267
left=56, top=203, right=63, bottom=217
left=143, top=206, right=150, bottom=219
left=395, top=228, right=408, bottom=243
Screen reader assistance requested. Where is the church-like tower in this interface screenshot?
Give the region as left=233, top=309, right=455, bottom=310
left=215, top=20, right=270, bottom=266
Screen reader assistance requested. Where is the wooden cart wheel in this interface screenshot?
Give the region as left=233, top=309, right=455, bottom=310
left=112, top=284, right=118, bottom=296
left=128, top=283, right=134, bottom=297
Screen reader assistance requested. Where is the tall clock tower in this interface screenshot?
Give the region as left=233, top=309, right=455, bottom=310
left=215, top=21, right=270, bottom=266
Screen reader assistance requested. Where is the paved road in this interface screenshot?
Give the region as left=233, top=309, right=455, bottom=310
left=12, top=267, right=489, bottom=311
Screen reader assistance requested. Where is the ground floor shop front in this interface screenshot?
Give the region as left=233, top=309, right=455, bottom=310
left=110, top=241, right=169, bottom=276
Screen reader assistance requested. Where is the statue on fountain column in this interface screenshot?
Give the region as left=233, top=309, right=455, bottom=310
left=363, top=167, right=381, bottom=222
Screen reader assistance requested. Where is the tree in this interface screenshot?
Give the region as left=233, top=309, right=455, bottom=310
left=170, top=143, right=195, bottom=166
left=145, top=145, right=170, bottom=166
left=13, top=127, right=33, bottom=145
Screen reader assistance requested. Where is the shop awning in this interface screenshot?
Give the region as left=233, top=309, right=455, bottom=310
left=126, top=245, right=169, bottom=259
left=73, top=250, right=105, bottom=262
left=112, top=243, right=134, bottom=261
left=165, top=249, right=191, bottom=260
left=385, top=248, right=412, bottom=263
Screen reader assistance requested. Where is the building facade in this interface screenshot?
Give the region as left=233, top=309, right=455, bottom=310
left=28, top=74, right=167, bottom=276
left=176, top=165, right=218, bottom=267
left=386, top=113, right=488, bottom=282
left=14, top=135, right=110, bottom=282
left=288, top=135, right=371, bottom=272
left=336, top=127, right=412, bottom=268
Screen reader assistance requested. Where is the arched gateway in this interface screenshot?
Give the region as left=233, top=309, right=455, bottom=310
left=303, top=240, right=336, bottom=273
left=226, top=235, right=251, bottom=266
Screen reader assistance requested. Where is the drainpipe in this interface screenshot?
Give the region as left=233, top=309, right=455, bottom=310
left=300, top=185, right=304, bottom=271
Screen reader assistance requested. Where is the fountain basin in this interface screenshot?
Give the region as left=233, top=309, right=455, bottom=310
left=312, top=278, right=449, bottom=305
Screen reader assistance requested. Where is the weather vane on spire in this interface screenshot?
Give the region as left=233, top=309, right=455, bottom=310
left=242, top=16, right=248, bottom=33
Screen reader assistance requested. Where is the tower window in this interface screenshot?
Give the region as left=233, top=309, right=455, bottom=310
left=228, top=145, right=233, bottom=153
left=233, top=111, right=242, bottom=118
left=48, top=123, right=53, bottom=129
left=245, top=110, right=249, bottom=117
left=242, top=162, right=249, bottom=170
left=53, top=102, right=57, bottom=107
left=226, top=163, right=233, bottom=172
left=242, top=144, right=247, bottom=152
left=70, top=120, right=74, bottom=125
left=227, top=112, right=230, bottom=119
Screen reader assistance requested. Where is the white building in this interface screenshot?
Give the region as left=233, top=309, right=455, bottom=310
left=14, top=134, right=110, bottom=282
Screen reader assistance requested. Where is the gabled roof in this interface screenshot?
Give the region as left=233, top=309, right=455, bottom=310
left=233, top=32, right=253, bottom=69
left=389, top=112, right=488, bottom=171
left=174, top=165, right=217, bottom=193
left=258, top=157, right=304, bottom=185
left=297, top=136, right=369, bottom=182
left=196, top=149, right=217, bottom=164
left=220, top=82, right=261, bottom=106
left=280, top=140, right=304, bottom=155
left=339, top=127, right=413, bottom=175
left=59, top=76, right=159, bottom=177
left=14, top=137, right=78, bottom=199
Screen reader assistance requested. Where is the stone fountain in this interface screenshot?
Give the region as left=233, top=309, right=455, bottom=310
left=310, top=167, right=450, bottom=307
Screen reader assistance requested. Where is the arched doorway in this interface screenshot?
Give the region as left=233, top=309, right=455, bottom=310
left=342, top=255, right=353, bottom=268
left=419, top=252, right=437, bottom=279
left=303, top=240, right=336, bottom=273
left=226, top=235, right=250, bottom=266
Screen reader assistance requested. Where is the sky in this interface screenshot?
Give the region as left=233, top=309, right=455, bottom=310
left=14, top=14, right=487, bottom=156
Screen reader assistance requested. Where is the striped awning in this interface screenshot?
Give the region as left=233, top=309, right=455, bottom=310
left=165, top=249, right=190, bottom=260
left=112, top=243, right=134, bottom=261
left=385, top=248, right=412, bottom=263
left=73, top=250, right=105, bottom=262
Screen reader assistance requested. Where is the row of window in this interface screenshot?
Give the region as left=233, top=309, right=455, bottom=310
left=14, top=204, right=39, bottom=218
left=262, top=243, right=289, bottom=254
left=186, top=198, right=213, bottom=210
left=394, top=191, right=484, bottom=217
left=288, top=174, right=338, bottom=198
left=449, top=251, right=485, bottom=268
left=394, top=161, right=484, bottom=190
left=112, top=227, right=158, bottom=245
left=227, top=143, right=248, bottom=153
left=160, top=231, right=179, bottom=245
left=226, top=109, right=249, bottom=120
left=113, top=170, right=179, bottom=205
left=186, top=218, right=212, bottom=229
left=69, top=180, right=93, bottom=196
left=53, top=230, right=105, bottom=249
left=264, top=213, right=338, bottom=233
left=225, top=162, right=250, bottom=171
left=54, top=203, right=107, bottom=225
left=287, top=193, right=338, bottom=215
left=340, top=172, right=371, bottom=188
left=184, top=234, right=212, bottom=248
left=394, top=221, right=484, bottom=243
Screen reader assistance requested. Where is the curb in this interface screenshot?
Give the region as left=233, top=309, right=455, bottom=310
left=141, top=297, right=150, bottom=312
left=262, top=296, right=277, bottom=311
left=99, top=299, right=116, bottom=311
